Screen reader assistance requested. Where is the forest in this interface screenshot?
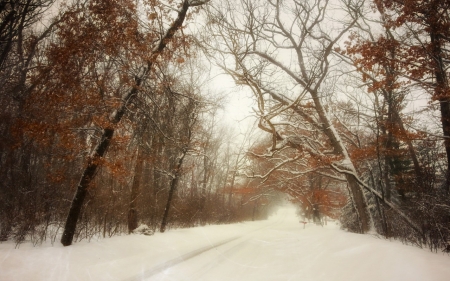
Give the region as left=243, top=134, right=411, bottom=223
left=0, top=0, right=449, bottom=252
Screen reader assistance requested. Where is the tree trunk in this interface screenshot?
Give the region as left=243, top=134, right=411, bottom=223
left=267, top=88, right=371, bottom=232
left=128, top=148, right=144, bottom=233
left=160, top=151, right=187, bottom=233
left=60, top=0, right=195, bottom=246
left=311, top=90, right=371, bottom=233
left=430, top=28, right=450, bottom=193
left=252, top=199, right=258, bottom=221
left=61, top=128, right=114, bottom=246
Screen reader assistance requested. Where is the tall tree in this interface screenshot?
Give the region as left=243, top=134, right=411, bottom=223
left=205, top=0, right=372, bottom=233
left=341, top=1, right=425, bottom=202
left=28, top=0, right=212, bottom=246
left=372, top=0, right=450, bottom=191
left=160, top=95, right=200, bottom=233
left=0, top=0, right=61, bottom=243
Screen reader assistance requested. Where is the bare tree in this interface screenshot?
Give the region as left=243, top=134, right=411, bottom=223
left=61, top=0, right=210, bottom=246
left=160, top=95, right=200, bottom=233
left=204, top=0, right=372, bottom=232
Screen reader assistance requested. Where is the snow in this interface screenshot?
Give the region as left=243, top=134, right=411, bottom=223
left=1, top=207, right=449, bottom=281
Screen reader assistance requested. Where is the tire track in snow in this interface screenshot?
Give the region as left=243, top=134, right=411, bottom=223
left=125, top=214, right=287, bottom=281
left=124, top=235, right=241, bottom=281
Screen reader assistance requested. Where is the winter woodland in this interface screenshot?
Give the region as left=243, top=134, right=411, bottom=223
left=1, top=0, right=450, bottom=255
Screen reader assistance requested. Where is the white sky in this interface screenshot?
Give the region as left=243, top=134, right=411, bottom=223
left=204, top=69, right=258, bottom=138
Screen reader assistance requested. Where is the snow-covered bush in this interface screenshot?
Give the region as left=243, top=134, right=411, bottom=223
left=133, top=224, right=154, bottom=236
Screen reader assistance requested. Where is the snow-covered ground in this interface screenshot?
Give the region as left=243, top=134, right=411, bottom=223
left=1, top=207, right=449, bottom=281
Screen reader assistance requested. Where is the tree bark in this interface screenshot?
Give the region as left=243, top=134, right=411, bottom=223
left=430, top=30, right=450, bottom=192
left=265, top=88, right=371, bottom=232
left=160, top=96, right=197, bottom=233
left=128, top=148, right=144, bottom=233
left=310, top=88, right=371, bottom=233
left=61, top=128, right=114, bottom=246
left=160, top=151, right=187, bottom=233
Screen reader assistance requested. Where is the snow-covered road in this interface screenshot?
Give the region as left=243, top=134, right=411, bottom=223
left=1, top=207, right=450, bottom=281
left=148, top=209, right=450, bottom=281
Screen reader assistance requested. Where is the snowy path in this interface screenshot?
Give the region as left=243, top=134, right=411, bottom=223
left=148, top=210, right=450, bottom=281
left=1, top=207, right=450, bottom=281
